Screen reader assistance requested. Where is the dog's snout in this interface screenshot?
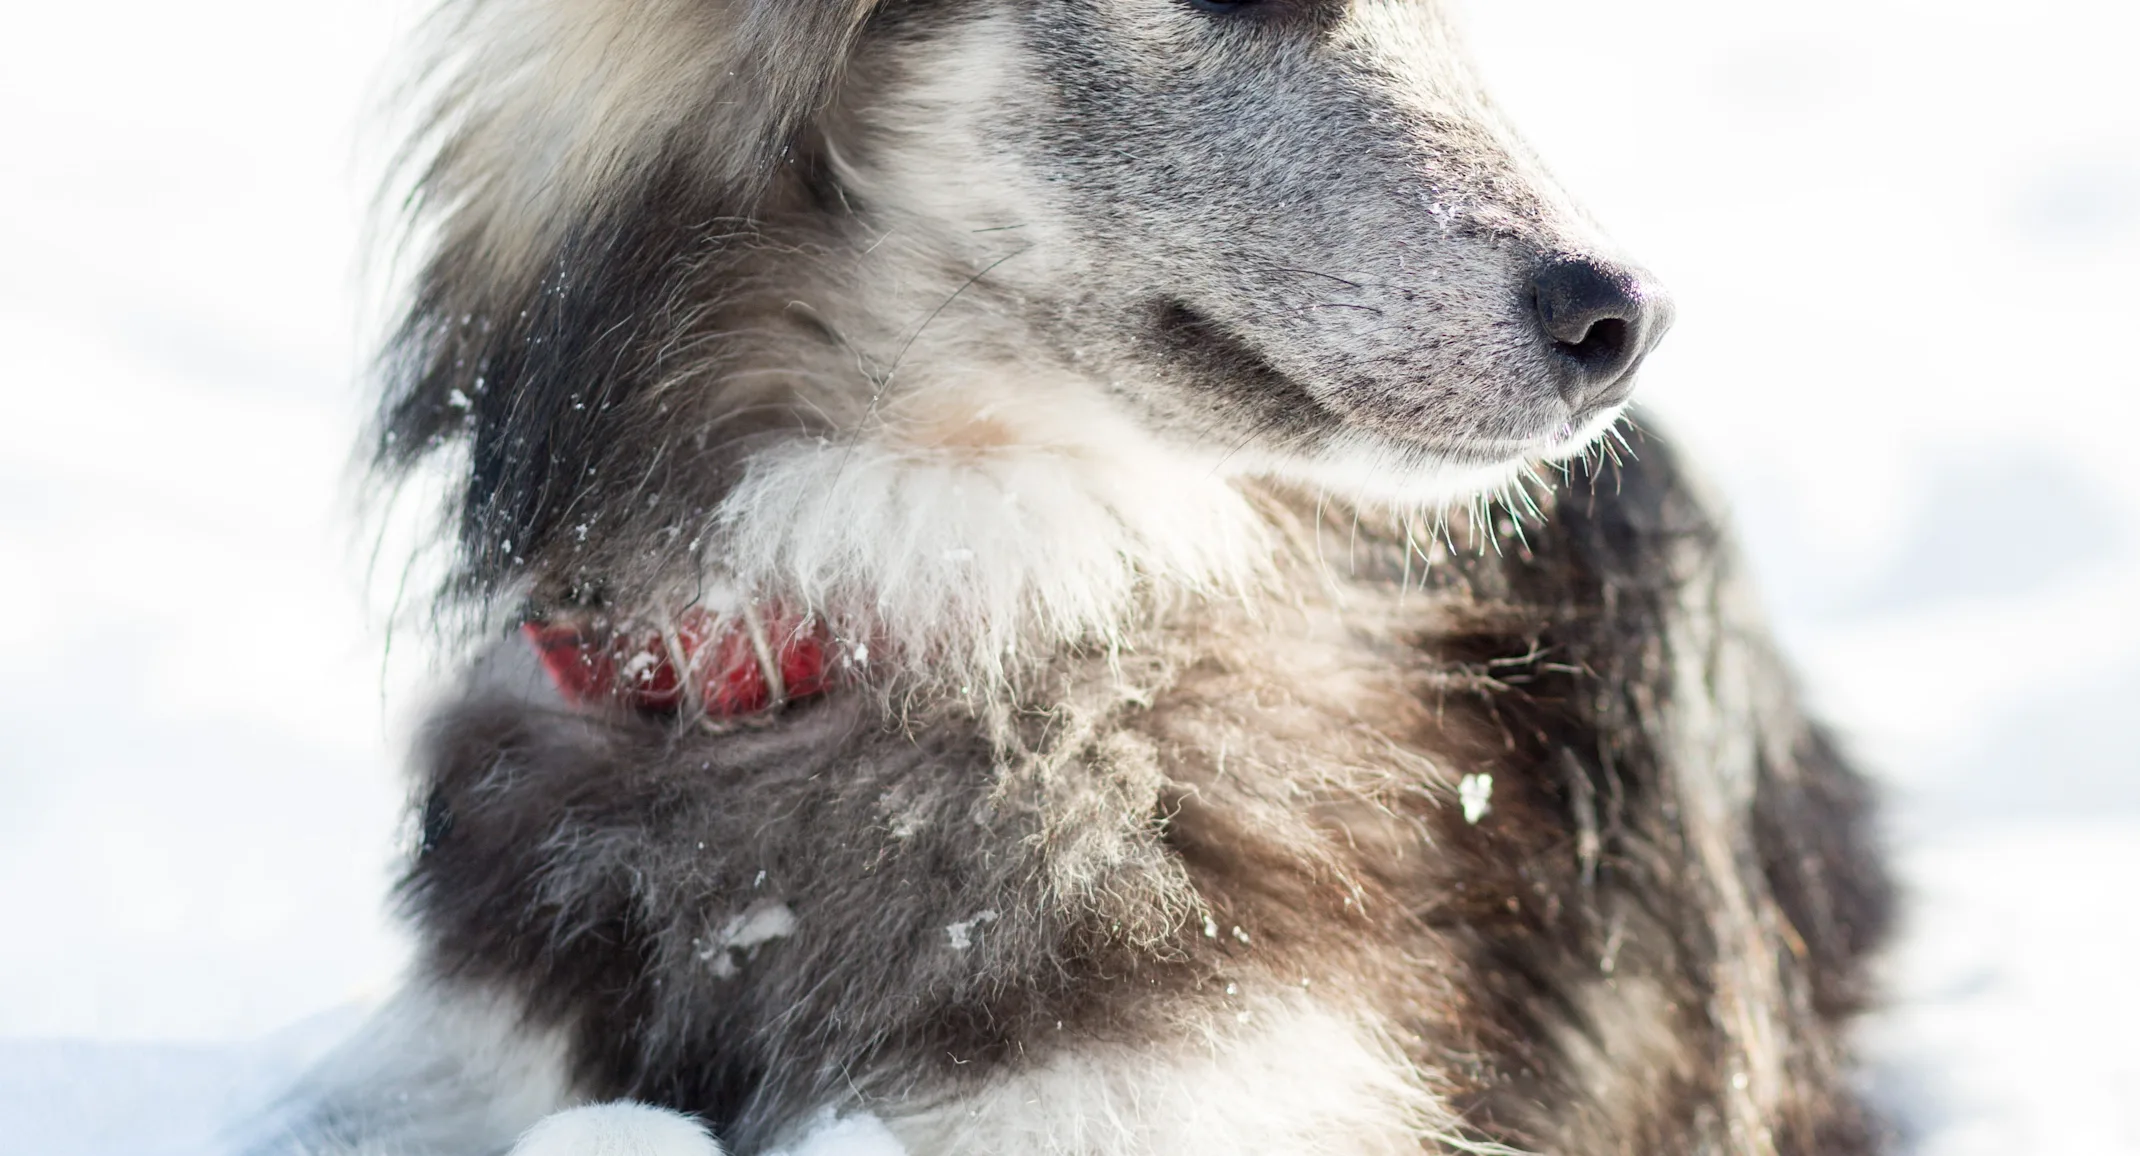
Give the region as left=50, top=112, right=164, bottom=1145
left=1530, top=256, right=1673, bottom=409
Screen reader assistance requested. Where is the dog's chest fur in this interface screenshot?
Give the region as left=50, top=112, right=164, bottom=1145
left=400, top=458, right=1888, bottom=1155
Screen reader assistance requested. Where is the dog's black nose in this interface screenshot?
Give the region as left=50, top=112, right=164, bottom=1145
left=1530, top=256, right=1673, bottom=408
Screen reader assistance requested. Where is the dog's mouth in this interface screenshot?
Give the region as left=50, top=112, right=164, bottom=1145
left=1147, top=300, right=1339, bottom=451
left=1145, top=298, right=1592, bottom=472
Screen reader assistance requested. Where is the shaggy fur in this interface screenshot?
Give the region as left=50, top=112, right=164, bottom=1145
left=256, top=1, right=1893, bottom=1153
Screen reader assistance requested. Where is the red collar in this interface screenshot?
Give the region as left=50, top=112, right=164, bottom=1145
left=523, top=606, right=834, bottom=718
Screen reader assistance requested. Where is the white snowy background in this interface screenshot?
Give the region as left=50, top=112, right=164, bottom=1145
left=1, top=0, right=2135, bottom=1152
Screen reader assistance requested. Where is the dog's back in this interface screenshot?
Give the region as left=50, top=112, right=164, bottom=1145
left=253, top=1, right=1893, bottom=1152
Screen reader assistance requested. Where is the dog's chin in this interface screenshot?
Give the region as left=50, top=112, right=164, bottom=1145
left=1243, top=403, right=1628, bottom=510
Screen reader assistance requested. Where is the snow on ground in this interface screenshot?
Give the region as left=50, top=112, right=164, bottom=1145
left=1, top=0, right=2135, bottom=1152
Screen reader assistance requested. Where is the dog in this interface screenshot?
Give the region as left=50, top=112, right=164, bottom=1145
left=252, top=0, right=1893, bottom=1152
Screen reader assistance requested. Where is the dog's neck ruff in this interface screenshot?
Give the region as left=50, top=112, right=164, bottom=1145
left=523, top=607, right=834, bottom=718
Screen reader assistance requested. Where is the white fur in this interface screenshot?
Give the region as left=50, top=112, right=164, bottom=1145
left=767, top=1110, right=911, bottom=1156
left=877, top=1002, right=1489, bottom=1156
left=709, top=385, right=1273, bottom=694
left=1262, top=406, right=1628, bottom=510
left=702, top=396, right=1627, bottom=697
left=511, top=1103, right=725, bottom=1156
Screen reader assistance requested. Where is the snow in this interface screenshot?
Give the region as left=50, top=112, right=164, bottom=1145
left=2, top=0, right=2135, bottom=1151
left=1865, top=825, right=2140, bottom=1154
left=701, top=902, right=801, bottom=978
left=945, top=911, right=1000, bottom=952
left=1459, top=774, right=1494, bottom=826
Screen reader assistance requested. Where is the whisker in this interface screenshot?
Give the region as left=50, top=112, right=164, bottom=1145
left=1305, top=302, right=1385, bottom=315
left=1267, top=264, right=1374, bottom=291
left=826, top=245, right=1032, bottom=494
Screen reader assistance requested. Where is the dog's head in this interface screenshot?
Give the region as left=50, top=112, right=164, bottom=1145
left=834, top=0, right=1671, bottom=497
left=381, top=0, right=1670, bottom=648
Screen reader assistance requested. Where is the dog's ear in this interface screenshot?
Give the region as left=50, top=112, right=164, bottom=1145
left=375, top=0, right=880, bottom=612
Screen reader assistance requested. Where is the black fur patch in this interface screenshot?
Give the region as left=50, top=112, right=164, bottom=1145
left=379, top=158, right=769, bottom=607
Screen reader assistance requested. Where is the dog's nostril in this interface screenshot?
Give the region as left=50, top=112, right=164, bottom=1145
left=1530, top=256, right=1671, bottom=408
left=1562, top=316, right=1629, bottom=371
